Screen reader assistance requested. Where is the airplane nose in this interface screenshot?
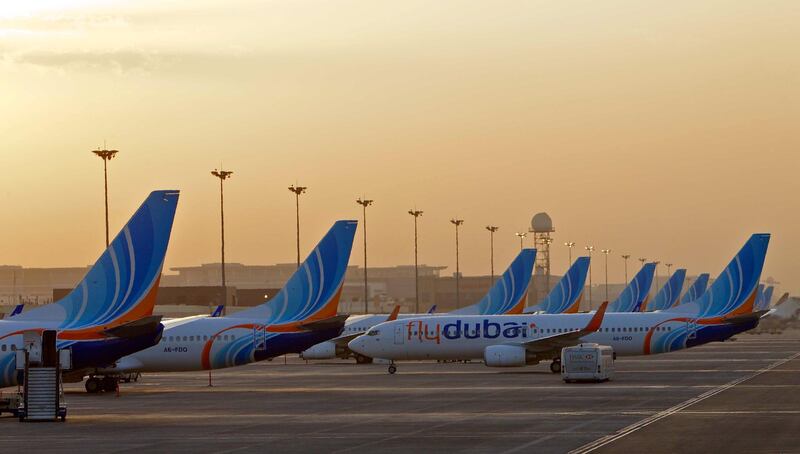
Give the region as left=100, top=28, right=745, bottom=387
left=348, top=336, right=369, bottom=355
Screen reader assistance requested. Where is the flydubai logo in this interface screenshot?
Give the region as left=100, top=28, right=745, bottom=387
left=406, top=319, right=532, bottom=344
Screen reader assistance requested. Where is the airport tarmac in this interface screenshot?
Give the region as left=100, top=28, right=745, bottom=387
left=1, top=333, right=799, bottom=453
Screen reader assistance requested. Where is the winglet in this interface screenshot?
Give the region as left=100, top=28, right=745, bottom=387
left=774, top=293, right=790, bottom=308
left=386, top=305, right=401, bottom=321
left=585, top=301, right=609, bottom=332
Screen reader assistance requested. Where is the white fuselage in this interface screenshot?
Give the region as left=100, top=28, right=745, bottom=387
left=349, top=311, right=740, bottom=362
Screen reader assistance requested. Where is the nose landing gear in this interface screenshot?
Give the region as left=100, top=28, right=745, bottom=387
left=388, top=364, right=397, bottom=374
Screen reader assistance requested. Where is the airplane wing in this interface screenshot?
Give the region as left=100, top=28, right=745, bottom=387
left=519, top=302, right=608, bottom=358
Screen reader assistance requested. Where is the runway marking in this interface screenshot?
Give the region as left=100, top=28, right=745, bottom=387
left=567, top=351, right=800, bottom=454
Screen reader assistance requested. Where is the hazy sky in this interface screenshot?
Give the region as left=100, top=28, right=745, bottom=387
left=1, top=1, right=798, bottom=293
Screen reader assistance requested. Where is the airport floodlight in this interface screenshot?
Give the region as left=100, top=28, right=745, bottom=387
left=92, top=147, right=120, bottom=247
left=621, top=254, right=631, bottom=283
left=515, top=231, right=527, bottom=251
left=585, top=246, right=595, bottom=309
left=288, top=185, right=308, bottom=269
left=409, top=209, right=424, bottom=313
left=486, top=226, right=499, bottom=285
left=564, top=241, right=576, bottom=264
left=665, top=263, right=673, bottom=276
left=601, top=249, right=611, bottom=301
left=357, top=198, right=374, bottom=313
left=211, top=168, right=233, bottom=301
left=451, top=218, right=464, bottom=308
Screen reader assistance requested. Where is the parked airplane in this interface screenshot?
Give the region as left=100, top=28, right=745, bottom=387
left=679, top=273, right=710, bottom=306
left=756, top=286, right=775, bottom=311
left=608, top=262, right=656, bottom=312
left=102, top=220, right=356, bottom=378
left=349, top=234, right=769, bottom=374
left=647, top=269, right=687, bottom=311
left=4, top=304, right=24, bottom=319
left=524, top=257, right=590, bottom=314
left=300, top=249, right=536, bottom=362
left=0, top=190, right=179, bottom=392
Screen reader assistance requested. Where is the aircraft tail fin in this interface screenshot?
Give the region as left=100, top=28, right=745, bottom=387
left=668, top=234, right=770, bottom=318
left=426, top=304, right=437, bottom=314
left=16, top=190, right=180, bottom=332
left=210, top=305, right=224, bottom=317
left=524, top=256, right=590, bottom=314
left=237, top=220, right=357, bottom=327
left=678, top=273, right=710, bottom=306
left=757, top=286, right=775, bottom=311
left=8, top=304, right=24, bottom=318
left=448, top=249, right=536, bottom=315
left=608, top=262, right=656, bottom=312
left=648, top=269, right=687, bottom=311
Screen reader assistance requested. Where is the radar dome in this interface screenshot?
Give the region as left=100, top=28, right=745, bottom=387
left=530, top=212, right=554, bottom=232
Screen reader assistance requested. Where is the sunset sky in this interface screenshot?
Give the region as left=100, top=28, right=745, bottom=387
left=0, top=1, right=797, bottom=293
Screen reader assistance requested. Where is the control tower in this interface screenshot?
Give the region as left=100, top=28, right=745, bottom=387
left=529, top=212, right=554, bottom=292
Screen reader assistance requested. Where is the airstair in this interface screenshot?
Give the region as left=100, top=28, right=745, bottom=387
left=15, top=330, right=69, bottom=422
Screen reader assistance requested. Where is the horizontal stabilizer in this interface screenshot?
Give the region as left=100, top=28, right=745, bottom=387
left=102, top=315, right=163, bottom=339
left=298, top=314, right=349, bottom=332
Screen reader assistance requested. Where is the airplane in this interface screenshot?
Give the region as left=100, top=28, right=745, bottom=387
left=300, top=248, right=536, bottom=363
left=755, top=286, right=775, bottom=311
left=0, top=190, right=179, bottom=392
left=647, top=269, right=687, bottom=311
left=210, top=305, right=224, bottom=317
left=678, top=273, right=710, bottom=306
left=524, top=256, right=590, bottom=314
left=101, top=220, right=357, bottom=377
left=2, top=304, right=24, bottom=319
left=608, top=262, right=656, bottom=312
left=349, top=234, right=769, bottom=375
left=426, top=305, right=437, bottom=314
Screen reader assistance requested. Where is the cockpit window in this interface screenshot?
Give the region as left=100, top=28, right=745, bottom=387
left=367, top=330, right=380, bottom=336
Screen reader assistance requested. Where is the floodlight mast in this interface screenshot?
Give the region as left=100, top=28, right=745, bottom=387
left=92, top=148, right=119, bottom=247
left=288, top=185, right=307, bottom=269
left=357, top=198, right=374, bottom=313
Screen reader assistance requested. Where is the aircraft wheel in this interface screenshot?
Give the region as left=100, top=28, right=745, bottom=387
left=85, top=377, right=101, bottom=393
left=388, top=365, right=397, bottom=374
left=102, top=376, right=118, bottom=392
left=550, top=360, right=561, bottom=374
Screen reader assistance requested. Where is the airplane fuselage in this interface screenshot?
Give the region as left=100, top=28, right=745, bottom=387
left=349, top=311, right=758, bottom=362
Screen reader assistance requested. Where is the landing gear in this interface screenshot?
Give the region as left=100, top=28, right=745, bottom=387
left=388, top=364, right=397, bottom=374
left=102, top=376, right=118, bottom=393
left=85, top=377, right=101, bottom=393
left=354, top=354, right=373, bottom=365
left=550, top=359, right=562, bottom=374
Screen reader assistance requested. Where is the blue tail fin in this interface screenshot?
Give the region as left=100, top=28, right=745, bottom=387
left=210, top=305, right=224, bottom=317
left=449, top=249, right=536, bottom=315
left=608, top=262, right=656, bottom=312
left=679, top=273, right=710, bottom=305
left=16, top=190, right=179, bottom=329
left=648, top=269, right=687, bottom=311
left=669, top=234, right=770, bottom=318
left=426, top=304, right=437, bottom=314
left=753, top=284, right=765, bottom=311
left=234, top=220, right=357, bottom=324
left=8, top=304, right=24, bottom=317
left=756, top=286, right=774, bottom=311
left=524, top=256, right=590, bottom=314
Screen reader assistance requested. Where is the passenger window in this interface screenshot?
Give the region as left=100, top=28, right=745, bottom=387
left=203, top=335, right=209, bottom=341
left=231, top=335, right=236, bottom=340
left=189, top=336, right=194, bottom=342
left=1, top=345, right=5, bottom=352
left=11, top=345, right=16, bottom=351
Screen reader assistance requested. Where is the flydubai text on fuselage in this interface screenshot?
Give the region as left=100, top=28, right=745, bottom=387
left=350, top=234, right=770, bottom=367
left=106, top=220, right=357, bottom=373
left=0, top=190, right=179, bottom=388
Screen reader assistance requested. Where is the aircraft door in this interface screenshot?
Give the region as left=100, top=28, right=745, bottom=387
left=254, top=325, right=267, bottom=351
left=686, top=319, right=698, bottom=340
left=394, top=325, right=405, bottom=345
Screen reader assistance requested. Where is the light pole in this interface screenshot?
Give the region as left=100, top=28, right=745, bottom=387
left=665, top=262, right=673, bottom=277
left=564, top=241, right=576, bottom=265
left=92, top=147, right=119, bottom=247
left=621, top=254, right=631, bottom=283
left=409, top=209, right=423, bottom=314
left=601, top=249, right=611, bottom=301
left=638, top=257, right=647, bottom=287
left=356, top=198, right=374, bottom=314
left=211, top=169, right=233, bottom=306
left=515, top=231, right=527, bottom=251
left=652, top=260, right=661, bottom=297
left=288, top=185, right=307, bottom=269
left=486, top=226, right=499, bottom=285
left=451, top=218, right=464, bottom=309
left=585, top=246, right=595, bottom=309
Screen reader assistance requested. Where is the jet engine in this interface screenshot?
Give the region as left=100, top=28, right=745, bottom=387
left=483, top=345, right=528, bottom=367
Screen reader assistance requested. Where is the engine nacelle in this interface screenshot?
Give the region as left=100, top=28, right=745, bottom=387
left=300, top=341, right=337, bottom=360
left=483, top=344, right=527, bottom=367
